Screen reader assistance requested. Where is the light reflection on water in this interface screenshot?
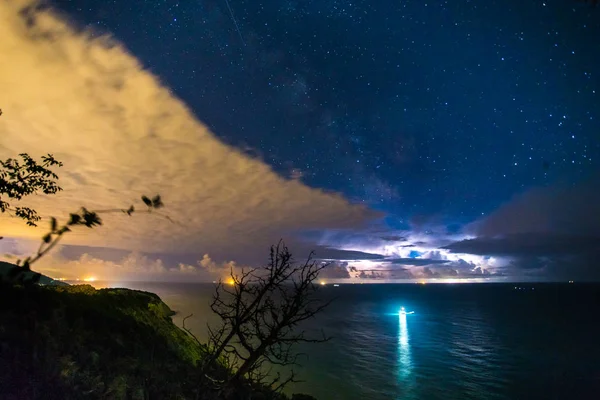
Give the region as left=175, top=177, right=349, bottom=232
left=398, top=312, right=411, bottom=378
left=86, top=282, right=600, bottom=400
left=398, top=312, right=416, bottom=398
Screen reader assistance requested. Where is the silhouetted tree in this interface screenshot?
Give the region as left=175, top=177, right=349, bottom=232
left=0, top=109, right=63, bottom=227
left=0, top=152, right=63, bottom=227
left=1, top=107, right=170, bottom=283
left=202, top=241, right=331, bottom=395
left=4, top=195, right=165, bottom=285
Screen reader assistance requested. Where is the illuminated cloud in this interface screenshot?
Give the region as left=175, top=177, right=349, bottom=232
left=442, top=181, right=600, bottom=280
left=15, top=246, right=240, bottom=282
left=387, top=258, right=450, bottom=266
left=309, top=179, right=600, bottom=281
left=302, top=226, right=508, bottom=281
left=319, top=261, right=351, bottom=279
left=0, top=1, right=377, bottom=267
left=195, top=254, right=239, bottom=278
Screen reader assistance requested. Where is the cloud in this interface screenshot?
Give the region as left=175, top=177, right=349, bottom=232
left=379, top=235, right=408, bottom=242
left=294, top=225, right=511, bottom=280
left=443, top=233, right=600, bottom=257
left=357, top=270, right=385, bottom=279
left=33, top=251, right=170, bottom=281
left=471, top=266, right=490, bottom=275
left=420, top=259, right=494, bottom=279
left=312, top=247, right=386, bottom=261
left=505, top=253, right=600, bottom=281
left=467, top=180, right=600, bottom=237
left=18, top=245, right=363, bottom=283
left=196, top=254, right=238, bottom=277
left=438, top=267, right=458, bottom=276
left=388, top=268, right=415, bottom=279
left=10, top=244, right=241, bottom=282
left=437, top=180, right=600, bottom=280
left=422, top=267, right=458, bottom=278
left=420, top=250, right=445, bottom=260
left=319, top=261, right=351, bottom=279
left=0, top=1, right=379, bottom=268
left=387, top=258, right=450, bottom=266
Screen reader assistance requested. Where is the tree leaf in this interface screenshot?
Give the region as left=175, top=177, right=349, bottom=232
left=0, top=153, right=62, bottom=226
left=42, top=233, right=52, bottom=243
left=141, top=195, right=152, bottom=207
left=151, top=195, right=164, bottom=209
left=68, top=213, right=81, bottom=225
left=82, top=211, right=101, bottom=227
left=50, top=217, right=57, bottom=231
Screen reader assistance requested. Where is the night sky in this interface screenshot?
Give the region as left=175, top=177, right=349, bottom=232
left=1, top=0, right=599, bottom=281
left=53, top=0, right=599, bottom=223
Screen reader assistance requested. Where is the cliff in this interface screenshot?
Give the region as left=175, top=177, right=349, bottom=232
left=0, top=283, right=316, bottom=400
left=0, top=261, right=68, bottom=286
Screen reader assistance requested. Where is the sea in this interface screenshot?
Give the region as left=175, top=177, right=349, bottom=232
left=85, top=282, right=600, bottom=400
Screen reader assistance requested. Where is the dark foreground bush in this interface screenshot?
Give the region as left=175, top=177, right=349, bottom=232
left=0, top=283, right=315, bottom=400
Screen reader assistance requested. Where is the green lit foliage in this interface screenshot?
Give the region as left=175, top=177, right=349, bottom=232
left=0, top=283, right=205, bottom=399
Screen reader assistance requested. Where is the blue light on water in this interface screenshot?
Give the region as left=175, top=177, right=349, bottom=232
left=398, top=309, right=412, bottom=381
left=399, top=306, right=415, bottom=316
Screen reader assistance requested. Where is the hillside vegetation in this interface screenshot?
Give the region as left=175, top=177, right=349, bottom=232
left=0, top=282, right=315, bottom=400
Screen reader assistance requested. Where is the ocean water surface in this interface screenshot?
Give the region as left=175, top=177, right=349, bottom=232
left=90, top=282, right=600, bottom=399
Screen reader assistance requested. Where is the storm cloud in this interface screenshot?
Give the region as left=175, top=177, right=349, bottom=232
left=387, top=258, right=451, bottom=266
left=443, top=180, right=600, bottom=280
left=443, top=233, right=600, bottom=257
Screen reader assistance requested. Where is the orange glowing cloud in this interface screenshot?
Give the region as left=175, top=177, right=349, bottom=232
left=0, top=1, right=378, bottom=266
left=19, top=250, right=233, bottom=282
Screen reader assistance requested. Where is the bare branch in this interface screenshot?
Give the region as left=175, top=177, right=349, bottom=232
left=202, top=241, right=332, bottom=393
